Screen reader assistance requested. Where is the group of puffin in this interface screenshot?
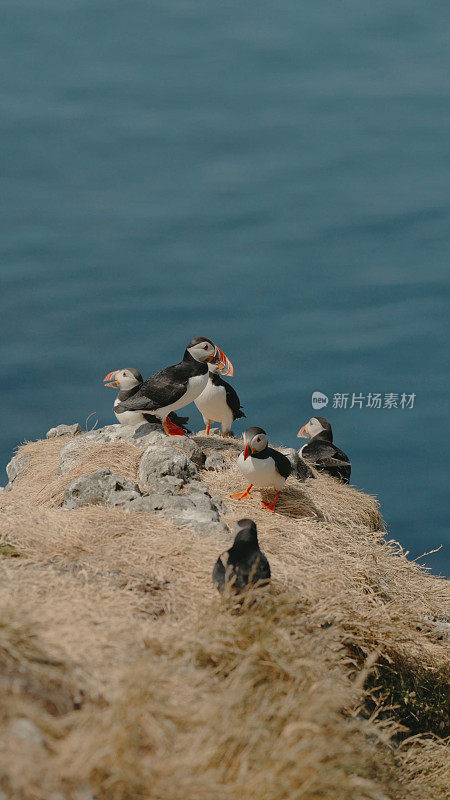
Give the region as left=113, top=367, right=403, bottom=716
left=103, top=336, right=351, bottom=593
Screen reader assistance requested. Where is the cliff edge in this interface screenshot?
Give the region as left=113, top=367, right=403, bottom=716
left=0, top=423, right=449, bottom=800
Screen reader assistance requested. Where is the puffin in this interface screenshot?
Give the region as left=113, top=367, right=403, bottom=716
left=231, top=426, right=292, bottom=512
left=113, top=338, right=233, bottom=436
left=103, top=367, right=190, bottom=432
left=297, top=417, right=351, bottom=483
left=212, top=518, right=271, bottom=593
left=194, top=363, right=245, bottom=436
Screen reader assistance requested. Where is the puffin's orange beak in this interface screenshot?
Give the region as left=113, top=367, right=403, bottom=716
left=210, top=347, right=234, bottom=376
left=243, top=443, right=251, bottom=460
left=103, top=370, right=119, bottom=388
left=297, top=424, right=310, bottom=439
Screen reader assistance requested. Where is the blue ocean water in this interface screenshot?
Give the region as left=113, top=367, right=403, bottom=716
left=1, top=1, right=449, bottom=573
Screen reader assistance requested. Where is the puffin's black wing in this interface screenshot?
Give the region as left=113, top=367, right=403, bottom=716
left=304, top=441, right=350, bottom=466
left=303, top=441, right=351, bottom=482
left=268, top=447, right=292, bottom=480
left=211, top=374, right=245, bottom=420
left=115, top=364, right=189, bottom=413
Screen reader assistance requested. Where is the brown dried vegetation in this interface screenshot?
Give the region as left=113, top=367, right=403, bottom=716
left=0, top=432, right=448, bottom=799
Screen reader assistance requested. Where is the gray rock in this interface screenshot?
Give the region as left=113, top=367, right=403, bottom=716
left=63, top=469, right=139, bottom=510
left=6, top=454, right=29, bottom=484
left=151, top=476, right=185, bottom=495
left=85, top=423, right=164, bottom=445
left=195, top=520, right=230, bottom=535
left=8, top=717, right=43, bottom=745
left=185, top=490, right=218, bottom=514
left=204, top=451, right=225, bottom=471
left=186, top=480, right=210, bottom=495
left=211, top=496, right=228, bottom=515
left=125, top=485, right=227, bottom=533
left=108, top=489, right=142, bottom=508
left=171, top=506, right=218, bottom=527
left=138, top=445, right=198, bottom=492
left=136, top=494, right=196, bottom=513
left=170, top=489, right=223, bottom=529
left=173, top=438, right=205, bottom=469
left=425, top=615, right=450, bottom=641
left=46, top=423, right=82, bottom=438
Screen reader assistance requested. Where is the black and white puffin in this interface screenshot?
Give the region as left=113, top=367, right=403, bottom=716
left=297, top=417, right=351, bottom=483
left=231, top=426, right=292, bottom=512
left=212, top=518, right=271, bottom=593
left=194, top=364, right=245, bottom=436
left=103, top=368, right=190, bottom=432
left=112, top=338, right=233, bottom=437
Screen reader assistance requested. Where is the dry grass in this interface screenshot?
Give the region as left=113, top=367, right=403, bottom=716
left=0, top=431, right=449, bottom=800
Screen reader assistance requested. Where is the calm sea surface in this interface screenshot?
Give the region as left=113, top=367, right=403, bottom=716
left=1, top=1, right=449, bottom=573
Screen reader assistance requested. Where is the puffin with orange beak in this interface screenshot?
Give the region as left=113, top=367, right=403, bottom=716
left=231, top=426, right=292, bottom=512
left=194, top=362, right=245, bottom=437
left=113, top=338, right=233, bottom=436
left=297, top=417, right=351, bottom=483
left=103, top=367, right=190, bottom=432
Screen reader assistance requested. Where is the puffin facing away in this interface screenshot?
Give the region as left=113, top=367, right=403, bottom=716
left=297, top=417, right=351, bottom=483
left=231, top=426, right=292, bottom=512
left=103, top=368, right=190, bottom=432
left=113, top=338, right=233, bottom=436
left=194, top=363, right=245, bottom=436
left=212, top=518, right=271, bottom=593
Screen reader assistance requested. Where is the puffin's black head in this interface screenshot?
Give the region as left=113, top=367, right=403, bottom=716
left=297, top=417, right=333, bottom=441
left=184, top=338, right=234, bottom=375
left=243, top=427, right=268, bottom=459
left=233, top=518, right=259, bottom=548
left=103, top=367, right=143, bottom=390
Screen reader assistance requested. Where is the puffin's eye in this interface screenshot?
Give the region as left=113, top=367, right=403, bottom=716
left=203, top=345, right=208, bottom=349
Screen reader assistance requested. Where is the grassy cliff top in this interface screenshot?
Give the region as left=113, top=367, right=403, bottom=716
left=0, top=427, right=449, bottom=800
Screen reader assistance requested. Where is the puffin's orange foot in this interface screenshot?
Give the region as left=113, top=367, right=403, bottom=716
left=163, top=417, right=186, bottom=436
left=261, top=493, right=280, bottom=513
left=205, top=423, right=211, bottom=436
left=230, top=484, right=253, bottom=500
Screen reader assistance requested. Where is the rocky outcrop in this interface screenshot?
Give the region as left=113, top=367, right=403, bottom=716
left=46, top=423, right=82, bottom=438
left=137, top=445, right=198, bottom=492
left=60, top=431, right=229, bottom=534
left=204, top=450, right=225, bottom=471
left=63, top=469, right=140, bottom=510
left=5, top=454, right=29, bottom=486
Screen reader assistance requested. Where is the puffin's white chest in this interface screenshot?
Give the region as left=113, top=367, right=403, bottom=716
left=114, top=398, right=146, bottom=426
left=237, top=453, right=286, bottom=490
left=195, top=379, right=227, bottom=419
